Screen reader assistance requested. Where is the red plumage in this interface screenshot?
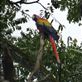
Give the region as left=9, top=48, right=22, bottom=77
left=49, top=35, right=60, bottom=63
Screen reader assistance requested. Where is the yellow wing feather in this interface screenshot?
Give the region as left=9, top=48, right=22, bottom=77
left=37, top=18, right=51, bottom=27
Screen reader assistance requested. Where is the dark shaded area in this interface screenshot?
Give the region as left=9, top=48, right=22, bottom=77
left=2, top=44, right=15, bottom=82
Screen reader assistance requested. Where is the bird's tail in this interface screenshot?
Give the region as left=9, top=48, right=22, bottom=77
left=49, top=35, right=60, bottom=63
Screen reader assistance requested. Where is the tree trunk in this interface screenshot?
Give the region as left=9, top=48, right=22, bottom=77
left=2, top=44, right=15, bottom=82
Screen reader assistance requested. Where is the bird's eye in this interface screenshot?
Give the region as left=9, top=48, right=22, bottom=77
left=32, top=15, right=35, bottom=19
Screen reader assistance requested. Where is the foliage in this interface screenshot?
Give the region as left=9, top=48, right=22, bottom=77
left=58, top=39, right=82, bottom=82
left=51, top=0, right=82, bottom=23
left=14, top=30, right=82, bottom=82
left=0, top=0, right=82, bottom=82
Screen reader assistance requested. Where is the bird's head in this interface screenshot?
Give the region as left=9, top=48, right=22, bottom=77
left=32, top=14, right=39, bottom=21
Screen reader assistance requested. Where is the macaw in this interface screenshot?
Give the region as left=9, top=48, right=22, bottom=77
left=32, top=14, right=60, bottom=63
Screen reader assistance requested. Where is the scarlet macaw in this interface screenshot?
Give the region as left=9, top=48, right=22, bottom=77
left=32, top=14, right=60, bottom=63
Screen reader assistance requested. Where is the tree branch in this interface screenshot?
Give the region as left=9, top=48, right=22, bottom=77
left=8, top=0, right=39, bottom=5
left=38, top=2, right=48, bottom=10
left=28, top=34, right=44, bottom=82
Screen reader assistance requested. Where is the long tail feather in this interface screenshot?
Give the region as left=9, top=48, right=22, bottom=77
left=49, top=35, right=60, bottom=63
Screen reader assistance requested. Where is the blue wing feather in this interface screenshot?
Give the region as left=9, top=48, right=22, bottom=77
left=36, top=22, right=59, bottom=42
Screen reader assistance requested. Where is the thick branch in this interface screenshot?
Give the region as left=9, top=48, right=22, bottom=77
left=28, top=34, right=44, bottom=82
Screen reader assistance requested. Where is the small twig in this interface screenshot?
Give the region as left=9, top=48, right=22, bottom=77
left=51, top=15, right=65, bottom=28
left=38, top=2, right=48, bottom=10
left=21, top=10, right=32, bottom=18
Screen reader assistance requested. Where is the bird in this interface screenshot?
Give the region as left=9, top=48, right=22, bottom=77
left=32, top=14, right=60, bottom=63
